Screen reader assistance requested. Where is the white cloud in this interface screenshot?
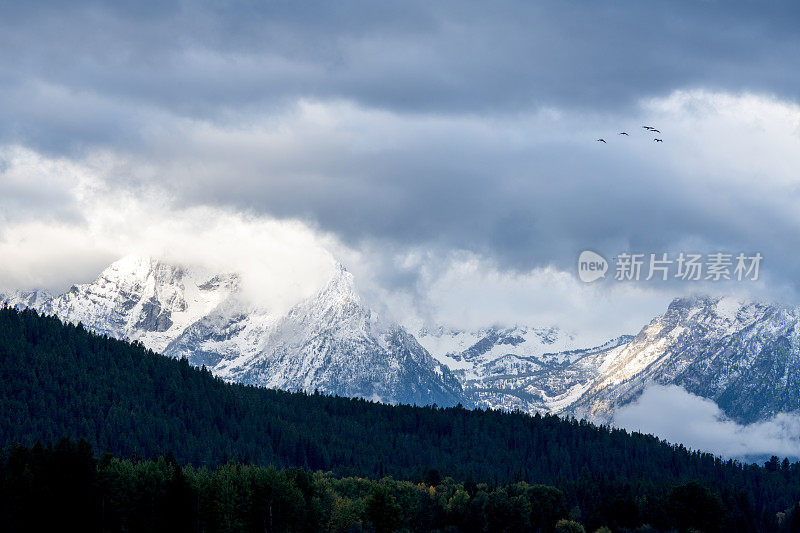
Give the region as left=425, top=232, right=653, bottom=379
left=614, top=385, right=800, bottom=460
left=0, top=147, right=340, bottom=315
left=351, top=248, right=672, bottom=345
left=3, top=89, right=800, bottom=339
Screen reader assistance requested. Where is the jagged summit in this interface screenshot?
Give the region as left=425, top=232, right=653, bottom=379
left=1, top=288, right=53, bottom=310
left=1, top=256, right=465, bottom=407
left=5, top=264, right=800, bottom=425
left=415, top=295, right=800, bottom=424
left=163, top=260, right=464, bottom=406
left=569, top=295, right=800, bottom=423
left=417, top=324, right=630, bottom=413
left=43, top=255, right=239, bottom=352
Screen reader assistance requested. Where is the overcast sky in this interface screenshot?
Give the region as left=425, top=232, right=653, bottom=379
left=1, top=1, right=800, bottom=340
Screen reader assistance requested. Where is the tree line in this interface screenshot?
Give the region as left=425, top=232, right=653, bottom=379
left=5, top=438, right=791, bottom=532
left=1, top=306, right=800, bottom=531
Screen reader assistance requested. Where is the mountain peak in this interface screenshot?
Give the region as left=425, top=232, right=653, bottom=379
left=101, top=255, right=175, bottom=283
left=572, top=294, right=800, bottom=424
left=3, top=256, right=465, bottom=407
left=323, top=262, right=357, bottom=293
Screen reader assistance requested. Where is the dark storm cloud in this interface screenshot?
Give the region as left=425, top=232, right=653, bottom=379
left=1, top=0, right=800, bottom=294
left=1, top=0, right=799, bottom=147
left=126, top=96, right=800, bottom=293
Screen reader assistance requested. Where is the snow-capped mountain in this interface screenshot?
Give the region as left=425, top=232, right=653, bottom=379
left=6, top=260, right=800, bottom=425
left=1, top=256, right=465, bottom=407
left=417, top=325, right=578, bottom=372
left=33, top=256, right=238, bottom=353
left=569, top=296, right=800, bottom=424
left=417, top=326, right=632, bottom=413
left=417, top=295, right=800, bottom=426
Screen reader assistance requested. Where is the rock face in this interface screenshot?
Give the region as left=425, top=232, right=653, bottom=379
left=570, top=296, right=800, bottom=424
left=2, top=257, right=238, bottom=353
left=418, top=296, right=800, bottom=425
left=1, top=256, right=465, bottom=407
left=417, top=326, right=633, bottom=414
left=163, top=264, right=464, bottom=406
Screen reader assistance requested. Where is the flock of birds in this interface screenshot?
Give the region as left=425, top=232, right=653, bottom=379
left=597, top=125, right=663, bottom=144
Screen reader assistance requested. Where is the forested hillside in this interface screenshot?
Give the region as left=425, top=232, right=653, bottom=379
left=1, top=307, right=800, bottom=531
left=10, top=439, right=797, bottom=533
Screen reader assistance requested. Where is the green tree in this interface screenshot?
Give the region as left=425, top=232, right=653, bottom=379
left=555, top=519, right=586, bottom=533
left=668, top=482, right=724, bottom=533
left=365, top=484, right=402, bottom=533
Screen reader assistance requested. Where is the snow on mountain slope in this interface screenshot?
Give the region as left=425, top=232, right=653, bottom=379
left=417, top=326, right=580, bottom=372
left=57, top=256, right=238, bottom=352
left=165, top=265, right=464, bottom=405
left=2, top=257, right=238, bottom=353
left=1, top=289, right=54, bottom=311
left=416, top=295, right=800, bottom=425
left=417, top=324, right=633, bottom=413
left=569, top=296, right=800, bottom=424
left=6, top=258, right=799, bottom=424
left=1, top=257, right=465, bottom=407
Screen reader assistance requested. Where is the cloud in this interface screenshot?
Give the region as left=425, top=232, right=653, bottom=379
left=1, top=0, right=799, bottom=136
left=614, top=385, right=800, bottom=460
left=57, top=91, right=800, bottom=299
left=2, top=1, right=800, bottom=461
left=0, top=146, right=673, bottom=339
left=2, top=1, right=800, bottom=335
left=344, top=247, right=673, bottom=345
left=3, top=87, right=800, bottom=336
left=0, top=147, right=341, bottom=315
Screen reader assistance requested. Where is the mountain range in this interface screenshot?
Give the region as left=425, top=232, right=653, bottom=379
left=1, top=256, right=463, bottom=407
left=4, top=256, right=800, bottom=426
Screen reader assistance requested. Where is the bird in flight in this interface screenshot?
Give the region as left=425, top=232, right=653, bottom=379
left=650, top=128, right=661, bottom=134
left=643, top=126, right=654, bottom=131
left=654, top=138, right=663, bottom=143
left=596, top=138, right=607, bottom=143
left=619, top=132, right=629, bottom=136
